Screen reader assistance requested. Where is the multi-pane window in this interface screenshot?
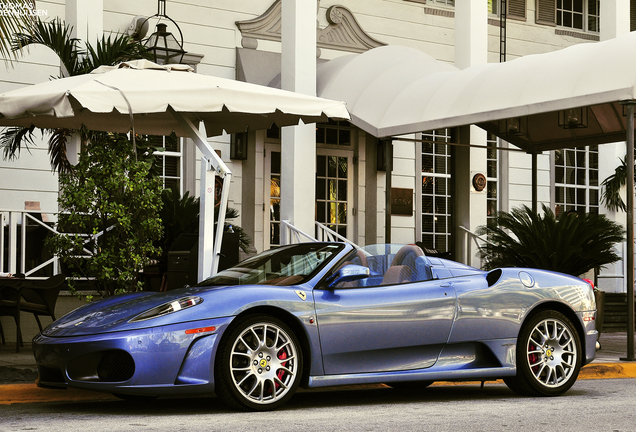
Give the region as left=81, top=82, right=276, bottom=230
left=153, top=134, right=182, bottom=192
left=556, top=0, right=600, bottom=32
left=486, top=133, right=499, bottom=227
left=421, top=129, right=452, bottom=253
left=316, top=120, right=351, bottom=147
left=316, top=155, right=348, bottom=238
left=555, top=146, right=599, bottom=217
left=488, top=0, right=498, bottom=14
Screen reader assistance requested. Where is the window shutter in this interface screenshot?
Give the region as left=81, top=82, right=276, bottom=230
left=631, top=0, right=636, bottom=32
left=535, top=0, right=556, bottom=26
left=508, top=0, right=526, bottom=20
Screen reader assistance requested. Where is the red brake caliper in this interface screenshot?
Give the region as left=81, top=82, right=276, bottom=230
left=275, top=350, right=288, bottom=389
left=528, top=344, right=539, bottom=372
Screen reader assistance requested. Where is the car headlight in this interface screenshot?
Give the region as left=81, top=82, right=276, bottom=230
left=129, top=296, right=203, bottom=323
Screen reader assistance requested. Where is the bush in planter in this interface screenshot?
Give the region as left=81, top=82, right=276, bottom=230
left=476, top=204, right=625, bottom=277
left=48, top=131, right=163, bottom=296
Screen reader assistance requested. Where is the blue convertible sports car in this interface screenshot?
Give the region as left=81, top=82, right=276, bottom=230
left=33, top=242, right=598, bottom=411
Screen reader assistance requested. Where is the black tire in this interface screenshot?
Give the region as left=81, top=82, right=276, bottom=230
left=504, top=310, right=582, bottom=397
left=387, top=380, right=434, bottom=390
left=215, top=315, right=303, bottom=411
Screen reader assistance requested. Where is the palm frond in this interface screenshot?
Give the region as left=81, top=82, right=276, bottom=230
left=81, top=33, right=152, bottom=73
left=11, top=18, right=82, bottom=77
left=0, top=1, right=35, bottom=62
left=477, top=204, right=625, bottom=276
left=0, top=126, right=36, bottom=160
left=600, top=157, right=628, bottom=212
left=48, top=128, right=74, bottom=173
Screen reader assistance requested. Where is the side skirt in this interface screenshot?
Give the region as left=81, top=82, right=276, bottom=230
left=307, top=366, right=516, bottom=388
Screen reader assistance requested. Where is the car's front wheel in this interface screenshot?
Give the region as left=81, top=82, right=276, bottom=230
left=504, top=310, right=581, bottom=397
left=215, top=315, right=303, bottom=411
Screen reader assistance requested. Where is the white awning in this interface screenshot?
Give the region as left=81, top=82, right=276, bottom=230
left=317, top=32, right=636, bottom=152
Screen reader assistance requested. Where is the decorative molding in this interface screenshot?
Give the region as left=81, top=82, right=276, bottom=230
left=235, top=0, right=282, bottom=47
left=317, top=6, right=386, bottom=53
left=236, top=1, right=386, bottom=53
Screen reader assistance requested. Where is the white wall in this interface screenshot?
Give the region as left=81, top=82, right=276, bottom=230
left=2, top=0, right=625, bottom=258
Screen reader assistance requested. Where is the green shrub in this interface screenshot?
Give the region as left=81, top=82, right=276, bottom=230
left=476, top=204, right=625, bottom=276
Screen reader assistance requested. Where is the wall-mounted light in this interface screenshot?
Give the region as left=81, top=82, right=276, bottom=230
left=558, top=107, right=588, bottom=129
left=377, top=138, right=393, bottom=172
left=230, top=132, right=248, bottom=160
left=143, top=0, right=186, bottom=65
left=498, top=117, right=527, bottom=136
left=622, top=103, right=636, bottom=117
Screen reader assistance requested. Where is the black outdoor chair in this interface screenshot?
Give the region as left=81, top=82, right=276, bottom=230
left=0, top=274, right=65, bottom=352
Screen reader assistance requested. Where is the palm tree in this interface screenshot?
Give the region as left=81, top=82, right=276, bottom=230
left=0, top=18, right=151, bottom=172
left=0, top=0, right=35, bottom=62
left=476, top=204, right=625, bottom=277
left=600, top=157, right=629, bottom=212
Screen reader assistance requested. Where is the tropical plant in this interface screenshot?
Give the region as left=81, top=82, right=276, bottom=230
left=158, top=184, right=251, bottom=259
left=0, top=0, right=35, bottom=62
left=47, top=131, right=163, bottom=296
left=600, top=157, right=629, bottom=212
left=476, top=204, right=625, bottom=277
left=0, top=18, right=151, bottom=171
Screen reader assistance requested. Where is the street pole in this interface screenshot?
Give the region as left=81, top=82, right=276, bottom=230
left=621, top=101, right=635, bottom=361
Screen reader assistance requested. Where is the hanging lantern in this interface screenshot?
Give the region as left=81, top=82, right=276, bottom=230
left=558, top=107, right=588, bottom=129
left=143, top=0, right=186, bottom=65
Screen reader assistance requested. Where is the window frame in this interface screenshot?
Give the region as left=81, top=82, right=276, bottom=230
left=555, top=0, right=600, bottom=33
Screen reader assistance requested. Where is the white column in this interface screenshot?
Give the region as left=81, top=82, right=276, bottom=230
left=65, top=0, right=104, bottom=161
left=454, top=1, right=488, bottom=267
left=600, top=0, right=630, bottom=41
left=280, top=0, right=317, bottom=239
left=454, top=0, right=488, bottom=69
left=65, top=0, right=103, bottom=49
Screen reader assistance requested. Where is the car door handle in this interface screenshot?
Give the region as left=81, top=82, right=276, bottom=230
left=440, top=283, right=452, bottom=288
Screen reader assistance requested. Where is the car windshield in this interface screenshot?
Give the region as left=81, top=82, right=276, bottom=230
left=197, top=243, right=344, bottom=287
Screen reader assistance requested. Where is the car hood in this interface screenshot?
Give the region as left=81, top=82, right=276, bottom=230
left=42, top=285, right=235, bottom=337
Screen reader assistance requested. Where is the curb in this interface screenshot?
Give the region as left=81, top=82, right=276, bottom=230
left=0, top=384, right=116, bottom=405
left=1, top=362, right=634, bottom=405
left=579, top=362, right=636, bottom=380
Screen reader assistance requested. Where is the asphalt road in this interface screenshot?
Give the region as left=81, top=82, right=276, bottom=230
left=0, top=379, right=634, bottom=432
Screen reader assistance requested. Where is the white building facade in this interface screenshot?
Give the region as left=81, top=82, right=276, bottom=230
left=1, top=0, right=634, bottom=296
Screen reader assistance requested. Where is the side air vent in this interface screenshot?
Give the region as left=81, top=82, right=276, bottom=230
left=486, top=269, right=502, bottom=287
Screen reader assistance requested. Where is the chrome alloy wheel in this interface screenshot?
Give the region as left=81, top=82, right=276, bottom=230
left=525, top=317, right=578, bottom=388
left=229, top=322, right=299, bottom=405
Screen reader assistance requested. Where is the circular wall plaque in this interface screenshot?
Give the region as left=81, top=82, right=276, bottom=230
left=472, top=173, right=487, bottom=192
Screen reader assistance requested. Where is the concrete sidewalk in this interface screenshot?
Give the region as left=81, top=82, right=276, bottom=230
left=0, top=332, right=635, bottom=404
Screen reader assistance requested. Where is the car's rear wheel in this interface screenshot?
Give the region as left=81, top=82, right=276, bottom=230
left=215, top=315, right=303, bottom=411
left=504, top=310, right=581, bottom=397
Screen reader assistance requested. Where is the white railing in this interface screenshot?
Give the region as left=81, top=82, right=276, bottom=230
left=1, top=209, right=109, bottom=278
left=1, top=209, right=60, bottom=278
left=280, top=220, right=317, bottom=245
left=458, top=225, right=493, bottom=269
left=280, top=220, right=360, bottom=248
left=315, top=222, right=360, bottom=249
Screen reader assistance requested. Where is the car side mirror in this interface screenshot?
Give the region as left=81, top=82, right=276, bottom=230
left=326, top=264, right=370, bottom=288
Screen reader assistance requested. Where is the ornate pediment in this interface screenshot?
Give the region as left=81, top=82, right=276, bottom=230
left=236, top=1, right=386, bottom=54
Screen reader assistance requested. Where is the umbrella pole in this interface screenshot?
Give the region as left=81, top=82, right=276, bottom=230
left=169, top=107, right=233, bottom=280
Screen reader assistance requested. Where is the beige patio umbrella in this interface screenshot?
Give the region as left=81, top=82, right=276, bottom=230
left=0, top=59, right=350, bottom=279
